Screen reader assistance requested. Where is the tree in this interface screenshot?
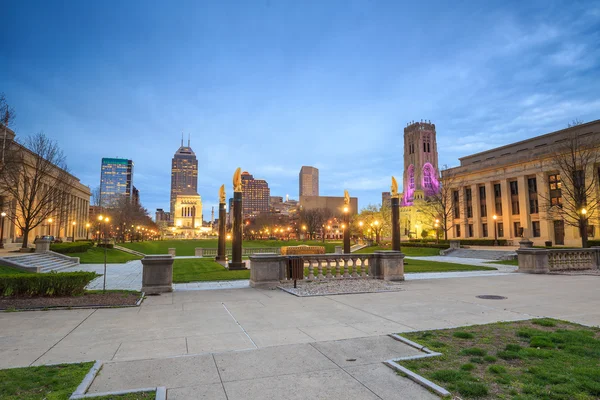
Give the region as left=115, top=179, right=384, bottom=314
left=0, top=132, right=75, bottom=248
left=539, top=120, right=599, bottom=248
left=0, top=93, right=16, bottom=164
left=299, top=208, right=331, bottom=240
left=416, top=165, right=461, bottom=240
left=357, top=204, right=388, bottom=244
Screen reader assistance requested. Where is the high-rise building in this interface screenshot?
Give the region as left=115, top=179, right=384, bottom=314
left=382, top=192, right=391, bottom=208
left=170, top=137, right=198, bottom=217
left=299, top=166, right=319, bottom=197
left=100, top=158, right=134, bottom=207
left=241, top=171, right=270, bottom=217
left=132, top=186, right=140, bottom=206
left=402, top=121, right=439, bottom=206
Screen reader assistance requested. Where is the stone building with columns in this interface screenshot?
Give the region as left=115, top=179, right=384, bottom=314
left=443, top=119, right=600, bottom=247
left=172, top=187, right=202, bottom=236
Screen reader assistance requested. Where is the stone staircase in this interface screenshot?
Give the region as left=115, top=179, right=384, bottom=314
left=0, top=251, right=80, bottom=273
left=114, top=245, right=145, bottom=257
left=443, top=249, right=517, bottom=260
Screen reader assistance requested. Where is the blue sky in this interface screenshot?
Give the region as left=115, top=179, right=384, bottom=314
left=2, top=0, right=599, bottom=218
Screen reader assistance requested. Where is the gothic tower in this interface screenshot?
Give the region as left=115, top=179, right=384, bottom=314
left=402, top=120, right=439, bottom=205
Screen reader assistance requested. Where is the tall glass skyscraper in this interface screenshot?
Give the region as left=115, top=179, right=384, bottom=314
left=100, top=158, right=134, bottom=207
left=170, top=138, right=198, bottom=217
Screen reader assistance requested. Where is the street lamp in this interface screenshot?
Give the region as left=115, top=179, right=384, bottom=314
left=492, top=215, right=498, bottom=246
left=373, top=220, right=380, bottom=244
left=343, top=206, right=350, bottom=254
left=85, top=223, right=90, bottom=241
left=581, top=208, right=588, bottom=248
left=434, top=219, right=440, bottom=244
left=47, top=218, right=53, bottom=235
left=100, top=216, right=110, bottom=293
left=0, top=212, right=6, bottom=249
left=71, top=221, right=76, bottom=242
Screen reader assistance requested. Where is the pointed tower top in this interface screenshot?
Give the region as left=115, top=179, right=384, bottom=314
left=181, top=132, right=183, bottom=147
left=188, top=133, right=190, bottom=147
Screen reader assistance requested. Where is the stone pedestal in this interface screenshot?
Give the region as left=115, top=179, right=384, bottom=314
left=449, top=240, right=460, bottom=250
left=195, top=248, right=203, bottom=257
left=516, top=248, right=549, bottom=274
left=249, top=254, right=286, bottom=289
left=519, top=238, right=533, bottom=249
left=168, top=248, right=176, bottom=256
left=374, top=250, right=405, bottom=281
left=229, top=192, right=246, bottom=270
left=35, top=238, right=51, bottom=253
left=334, top=246, right=343, bottom=254
left=216, top=202, right=227, bottom=261
left=141, top=255, right=174, bottom=294
left=391, top=197, right=401, bottom=251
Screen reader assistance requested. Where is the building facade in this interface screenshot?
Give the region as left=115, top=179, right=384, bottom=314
left=173, top=187, right=202, bottom=231
left=299, top=195, right=358, bottom=216
left=444, top=120, right=600, bottom=246
left=100, top=158, right=133, bottom=207
left=382, top=192, right=391, bottom=208
left=241, top=171, right=270, bottom=217
left=170, top=138, right=198, bottom=217
left=299, top=166, right=319, bottom=197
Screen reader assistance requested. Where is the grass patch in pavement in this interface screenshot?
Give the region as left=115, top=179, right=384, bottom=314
left=0, top=265, right=32, bottom=275
left=69, top=247, right=142, bottom=264
left=173, top=258, right=249, bottom=283
left=0, top=362, right=94, bottom=400
left=403, top=259, right=496, bottom=273
left=398, top=319, right=600, bottom=399
left=486, top=259, right=518, bottom=266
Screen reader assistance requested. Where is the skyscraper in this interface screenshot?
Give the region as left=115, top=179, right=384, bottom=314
left=299, top=166, right=319, bottom=197
left=170, top=136, right=198, bottom=217
left=241, top=171, right=270, bottom=217
left=100, top=158, right=134, bottom=207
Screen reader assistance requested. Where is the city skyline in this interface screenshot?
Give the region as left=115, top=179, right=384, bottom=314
left=2, top=1, right=599, bottom=215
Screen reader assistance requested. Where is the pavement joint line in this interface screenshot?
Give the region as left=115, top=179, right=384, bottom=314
left=110, top=342, right=123, bottom=361
left=308, top=342, right=384, bottom=400
left=296, top=327, right=317, bottom=341
left=324, top=296, right=417, bottom=330
left=185, top=337, right=189, bottom=354
left=221, top=302, right=258, bottom=349
left=29, top=309, right=98, bottom=366
left=212, top=353, right=230, bottom=400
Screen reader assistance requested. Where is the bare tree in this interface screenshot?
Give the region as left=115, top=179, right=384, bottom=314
left=90, top=185, right=102, bottom=208
left=416, top=165, right=461, bottom=241
left=299, top=208, right=331, bottom=239
left=539, top=121, right=599, bottom=248
left=0, top=93, right=16, bottom=164
left=0, top=132, right=75, bottom=248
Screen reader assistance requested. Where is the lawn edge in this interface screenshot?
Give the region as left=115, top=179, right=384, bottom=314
left=383, top=333, right=451, bottom=398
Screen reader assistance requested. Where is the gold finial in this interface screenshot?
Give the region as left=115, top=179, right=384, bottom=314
left=391, top=176, right=399, bottom=198
left=344, top=189, right=350, bottom=205
left=219, top=184, right=226, bottom=203
left=233, top=168, right=242, bottom=192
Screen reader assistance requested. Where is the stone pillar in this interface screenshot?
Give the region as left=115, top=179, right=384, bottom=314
left=334, top=246, right=343, bottom=254
left=195, top=248, right=204, bottom=257
left=471, top=184, right=481, bottom=238
left=249, top=254, right=286, bottom=289
left=517, top=176, right=529, bottom=238
left=216, top=202, right=227, bottom=261
left=449, top=240, right=460, bottom=250
left=343, top=211, right=350, bottom=254
left=168, top=248, right=176, bottom=256
left=374, top=250, right=405, bottom=281
left=35, top=238, right=51, bottom=253
left=484, top=182, right=495, bottom=238
left=229, top=191, right=246, bottom=270
left=500, top=179, right=511, bottom=239
left=391, top=197, right=401, bottom=251
left=516, top=248, right=549, bottom=274
left=141, top=255, right=174, bottom=294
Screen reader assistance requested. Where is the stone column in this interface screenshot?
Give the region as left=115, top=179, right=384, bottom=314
left=516, top=248, right=549, bottom=274
left=536, top=172, right=551, bottom=242
left=391, top=196, right=401, bottom=251
left=249, top=254, right=286, bottom=289
left=471, top=184, right=481, bottom=238
left=141, top=255, right=174, bottom=294
left=229, top=191, right=246, bottom=270
left=500, top=179, right=511, bottom=239
left=484, top=182, right=495, bottom=238
left=374, top=250, right=405, bottom=281
left=517, top=176, right=530, bottom=237
left=216, top=202, right=227, bottom=261
left=195, top=248, right=204, bottom=257
left=168, top=248, right=176, bottom=256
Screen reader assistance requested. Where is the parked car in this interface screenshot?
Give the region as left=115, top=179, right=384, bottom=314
left=40, top=235, right=63, bottom=243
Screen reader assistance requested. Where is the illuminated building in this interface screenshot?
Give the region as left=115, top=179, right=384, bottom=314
left=170, top=136, right=198, bottom=218
left=100, top=158, right=133, bottom=207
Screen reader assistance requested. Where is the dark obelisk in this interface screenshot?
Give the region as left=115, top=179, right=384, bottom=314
left=343, top=189, right=351, bottom=254
left=228, top=168, right=246, bottom=270
left=391, top=176, right=401, bottom=251
left=216, top=185, right=227, bottom=262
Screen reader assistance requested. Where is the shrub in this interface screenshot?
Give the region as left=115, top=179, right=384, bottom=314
left=50, top=242, right=93, bottom=254
left=532, top=318, right=557, bottom=327
left=0, top=271, right=99, bottom=297
left=488, top=365, right=506, bottom=374
left=97, top=243, right=114, bottom=249
left=530, top=336, right=554, bottom=349
left=456, top=381, right=488, bottom=397
left=483, top=355, right=497, bottom=362
left=461, top=363, right=475, bottom=371
left=453, top=331, right=475, bottom=339
left=460, top=347, right=486, bottom=356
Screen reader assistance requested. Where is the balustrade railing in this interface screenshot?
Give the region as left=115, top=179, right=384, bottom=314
left=547, top=249, right=597, bottom=271
left=283, top=254, right=375, bottom=281
left=196, top=247, right=280, bottom=257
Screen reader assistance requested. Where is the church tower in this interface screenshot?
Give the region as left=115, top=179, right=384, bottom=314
left=402, top=120, right=439, bottom=205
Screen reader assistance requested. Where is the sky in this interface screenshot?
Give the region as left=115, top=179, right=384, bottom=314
left=1, top=0, right=599, bottom=219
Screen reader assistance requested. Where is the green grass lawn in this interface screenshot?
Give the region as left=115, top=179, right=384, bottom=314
left=120, top=239, right=341, bottom=256
left=487, top=259, right=519, bottom=266
left=403, top=259, right=496, bottom=273
left=0, top=362, right=94, bottom=400
left=69, top=247, right=142, bottom=264
left=399, top=319, right=600, bottom=399
left=0, top=265, right=31, bottom=275
left=354, top=246, right=442, bottom=257
left=173, top=259, right=250, bottom=283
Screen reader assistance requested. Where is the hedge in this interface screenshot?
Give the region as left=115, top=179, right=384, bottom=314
left=589, top=240, right=600, bottom=247
left=97, top=243, right=114, bottom=249
left=50, top=242, right=93, bottom=254
left=0, top=271, right=99, bottom=297
left=408, top=239, right=509, bottom=246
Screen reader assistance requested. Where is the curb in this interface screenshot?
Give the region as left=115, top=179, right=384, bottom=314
left=384, top=334, right=452, bottom=398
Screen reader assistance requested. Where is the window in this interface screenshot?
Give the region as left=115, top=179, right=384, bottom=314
left=480, top=203, right=487, bottom=218
left=494, top=183, right=502, bottom=215
left=514, top=222, right=522, bottom=237
left=509, top=181, right=519, bottom=215
left=512, top=199, right=520, bottom=215
left=587, top=225, right=595, bottom=238
left=453, top=190, right=460, bottom=218
left=510, top=181, right=518, bottom=195
left=455, top=224, right=461, bottom=237
left=529, top=199, right=539, bottom=214
left=466, top=188, right=473, bottom=218
left=497, top=223, right=504, bottom=237
left=479, top=186, right=487, bottom=218
left=482, top=223, right=488, bottom=237
left=549, top=174, right=562, bottom=207
left=423, top=142, right=427, bottom=152
left=532, top=221, right=541, bottom=237
left=528, top=177, right=537, bottom=193
left=479, top=186, right=486, bottom=200
left=468, top=224, right=473, bottom=237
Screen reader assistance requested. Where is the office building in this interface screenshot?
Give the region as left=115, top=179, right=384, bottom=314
left=241, top=171, right=270, bottom=217
left=170, top=137, right=198, bottom=217
left=299, top=195, right=358, bottom=216
left=100, top=158, right=134, bottom=207
left=299, top=166, right=319, bottom=197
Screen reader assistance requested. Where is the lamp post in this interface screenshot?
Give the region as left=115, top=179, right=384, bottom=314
left=0, top=212, right=6, bottom=249
left=492, top=215, right=498, bottom=246
left=85, top=223, right=90, bottom=240
left=358, top=221, right=363, bottom=244
left=435, top=219, right=440, bottom=244
left=343, top=205, right=350, bottom=254
left=47, top=218, right=53, bottom=235
left=71, top=221, right=76, bottom=242
left=98, top=215, right=110, bottom=292
left=581, top=208, right=588, bottom=248
left=373, top=220, right=380, bottom=245
left=302, top=225, right=307, bottom=241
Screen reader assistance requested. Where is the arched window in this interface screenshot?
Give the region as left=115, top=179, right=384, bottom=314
left=422, top=163, right=439, bottom=195
left=403, top=165, right=415, bottom=205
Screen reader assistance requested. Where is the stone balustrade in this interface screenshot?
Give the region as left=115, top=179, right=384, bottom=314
left=196, top=247, right=281, bottom=257
left=517, top=244, right=600, bottom=274
left=294, top=254, right=373, bottom=281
